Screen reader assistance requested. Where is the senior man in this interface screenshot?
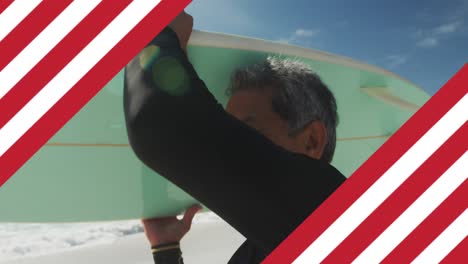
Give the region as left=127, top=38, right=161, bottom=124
left=124, top=11, right=346, bottom=264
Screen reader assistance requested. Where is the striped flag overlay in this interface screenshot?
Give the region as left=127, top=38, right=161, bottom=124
left=0, top=1, right=466, bottom=264
left=0, top=0, right=191, bottom=187
left=264, top=65, right=468, bottom=263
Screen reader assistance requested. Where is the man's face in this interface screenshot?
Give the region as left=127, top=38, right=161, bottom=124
left=225, top=88, right=305, bottom=154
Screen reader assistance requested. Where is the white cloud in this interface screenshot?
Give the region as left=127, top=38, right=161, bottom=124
left=294, top=29, right=320, bottom=37
left=385, top=55, right=408, bottom=69
left=416, top=37, right=439, bottom=47
left=415, top=19, right=463, bottom=48
left=434, top=20, right=463, bottom=34
left=276, top=28, right=320, bottom=44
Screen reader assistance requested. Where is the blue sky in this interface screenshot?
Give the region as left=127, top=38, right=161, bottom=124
left=186, top=0, right=467, bottom=95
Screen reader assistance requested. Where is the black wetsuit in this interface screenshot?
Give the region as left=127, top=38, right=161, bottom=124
left=124, top=27, right=346, bottom=264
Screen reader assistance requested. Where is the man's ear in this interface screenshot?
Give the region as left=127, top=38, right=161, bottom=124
left=301, top=121, right=327, bottom=160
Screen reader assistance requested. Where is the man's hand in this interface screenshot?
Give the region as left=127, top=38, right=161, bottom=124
left=168, top=11, right=193, bottom=52
left=142, top=204, right=202, bottom=246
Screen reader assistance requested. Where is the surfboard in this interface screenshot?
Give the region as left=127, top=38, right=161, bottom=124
left=0, top=30, right=430, bottom=222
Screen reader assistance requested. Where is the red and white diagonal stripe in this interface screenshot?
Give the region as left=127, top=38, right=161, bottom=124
left=264, top=66, right=467, bottom=263
left=0, top=0, right=191, bottom=187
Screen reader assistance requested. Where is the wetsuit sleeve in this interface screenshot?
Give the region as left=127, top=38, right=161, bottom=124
left=124, top=27, right=346, bottom=255
left=152, top=243, right=184, bottom=264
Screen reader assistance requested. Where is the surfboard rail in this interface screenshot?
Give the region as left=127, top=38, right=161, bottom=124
left=189, top=30, right=426, bottom=94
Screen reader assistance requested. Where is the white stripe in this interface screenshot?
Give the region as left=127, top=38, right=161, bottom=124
left=0, top=0, right=101, bottom=100
left=412, top=209, right=468, bottom=264
left=0, top=0, right=42, bottom=42
left=293, top=94, right=468, bottom=264
left=0, top=0, right=161, bottom=157
left=353, top=152, right=468, bottom=263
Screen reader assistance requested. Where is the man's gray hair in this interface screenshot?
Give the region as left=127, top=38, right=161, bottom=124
left=227, top=56, right=338, bottom=162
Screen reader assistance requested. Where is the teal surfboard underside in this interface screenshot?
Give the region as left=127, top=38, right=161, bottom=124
left=0, top=31, right=429, bottom=222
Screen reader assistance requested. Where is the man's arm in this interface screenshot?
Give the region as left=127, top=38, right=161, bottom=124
left=142, top=205, right=200, bottom=264
left=124, top=13, right=345, bottom=254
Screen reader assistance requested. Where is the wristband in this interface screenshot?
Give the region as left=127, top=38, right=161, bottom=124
left=151, top=242, right=181, bottom=254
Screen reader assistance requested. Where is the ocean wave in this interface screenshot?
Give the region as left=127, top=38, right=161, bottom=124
left=0, top=213, right=220, bottom=261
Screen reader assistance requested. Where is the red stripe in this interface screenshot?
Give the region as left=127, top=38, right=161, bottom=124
left=0, top=0, right=191, bottom=187
left=383, top=180, right=468, bottom=263
left=322, top=123, right=468, bottom=263
left=0, top=0, right=73, bottom=70
left=0, top=0, right=131, bottom=129
left=0, top=0, right=13, bottom=15
left=441, top=236, right=468, bottom=263
left=263, top=65, right=468, bottom=264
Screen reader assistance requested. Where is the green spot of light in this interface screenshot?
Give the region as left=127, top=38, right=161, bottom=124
left=152, top=56, right=190, bottom=96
